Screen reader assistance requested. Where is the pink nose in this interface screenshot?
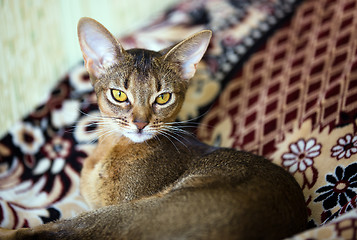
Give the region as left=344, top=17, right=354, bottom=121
left=134, top=121, right=148, bottom=130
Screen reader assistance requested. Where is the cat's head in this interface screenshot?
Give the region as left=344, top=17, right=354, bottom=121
left=77, top=17, right=211, bottom=143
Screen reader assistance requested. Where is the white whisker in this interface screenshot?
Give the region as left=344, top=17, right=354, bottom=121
left=153, top=134, right=162, bottom=143
left=158, top=128, right=190, bottom=152
left=94, top=128, right=119, bottom=144
left=163, top=125, right=195, bottom=137
left=157, top=130, right=181, bottom=153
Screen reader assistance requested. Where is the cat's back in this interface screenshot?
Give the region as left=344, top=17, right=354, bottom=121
left=183, top=145, right=303, bottom=199
left=164, top=145, right=308, bottom=239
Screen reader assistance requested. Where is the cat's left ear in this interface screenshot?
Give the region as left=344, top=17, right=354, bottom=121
left=77, top=17, right=125, bottom=80
left=162, top=30, right=212, bottom=80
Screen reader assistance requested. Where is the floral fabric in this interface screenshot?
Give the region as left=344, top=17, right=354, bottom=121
left=1, top=0, right=356, bottom=239
left=198, top=0, right=357, bottom=238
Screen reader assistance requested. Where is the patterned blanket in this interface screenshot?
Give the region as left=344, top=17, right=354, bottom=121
left=1, top=0, right=356, bottom=239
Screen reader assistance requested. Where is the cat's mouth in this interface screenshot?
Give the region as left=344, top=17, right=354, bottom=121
left=123, top=131, right=155, bottom=143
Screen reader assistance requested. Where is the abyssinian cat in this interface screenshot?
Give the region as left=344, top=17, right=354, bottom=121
left=0, top=17, right=307, bottom=240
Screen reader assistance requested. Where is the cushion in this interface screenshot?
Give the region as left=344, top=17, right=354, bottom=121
left=197, top=0, right=357, bottom=237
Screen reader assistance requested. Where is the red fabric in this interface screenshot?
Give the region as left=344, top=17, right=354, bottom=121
left=198, top=0, right=357, bottom=235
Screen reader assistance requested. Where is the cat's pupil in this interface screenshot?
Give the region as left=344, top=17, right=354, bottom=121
left=112, top=89, right=127, bottom=102
left=156, top=93, right=171, bottom=105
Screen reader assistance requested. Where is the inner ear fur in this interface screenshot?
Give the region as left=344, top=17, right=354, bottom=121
left=163, top=30, right=212, bottom=80
left=77, top=17, right=126, bottom=80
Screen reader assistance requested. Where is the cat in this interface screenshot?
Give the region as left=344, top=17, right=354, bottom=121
left=0, top=17, right=307, bottom=240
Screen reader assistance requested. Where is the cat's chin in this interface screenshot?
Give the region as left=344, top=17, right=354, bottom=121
left=123, top=132, right=155, bottom=143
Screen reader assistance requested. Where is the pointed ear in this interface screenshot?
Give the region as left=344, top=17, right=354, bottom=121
left=163, top=30, right=212, bottom=80
left=77, top=17, right=125, bottom=79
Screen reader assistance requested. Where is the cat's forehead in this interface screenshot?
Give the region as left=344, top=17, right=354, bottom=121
left=103, top=48, right=181, bottom=90
left=124, top=49, right=163, bottom=90
left=126, top=48, right=162, bottom=74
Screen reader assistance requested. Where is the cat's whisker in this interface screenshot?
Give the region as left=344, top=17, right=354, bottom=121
left=164, top=121, right=212, bottom=130
left=161, top=125, right=196, bottom=140
left=88, top=129, right=108, bottom=144
left=75, top=121, right=110, bottom=129
left=166, top=111, right=210, bottom=125
left=78, top=111, right=109, bottom=121
left=65, top=121, right=108, bottom=135
left=158, top=128, right=190, bottom=152
left=153, top=134, right=162, bottom=144
left=65, top=126, right=78, bottom=134
left=164, top=129, right=193, bottom=142
left=156, top=130, right=181, bottom=153
left=89, top=137, right=99, bottom=145
left=95, top=128, right=120, bottom=144
left=164, top=125, right=194, bottom=135
left=163, top=120, right=199, bottom=125
left=163, top=110, right=215, bottom=130
left=162, top=123, right=200, bottom=129
left=166, top=132, right=191, bottom=151
left=143, top=138, right=151, bottom=147
left=77, top=112, right=132, bottom=132
left=89, top=120, right=121, bottom=140
left=79, top=110, right=115, bottom=120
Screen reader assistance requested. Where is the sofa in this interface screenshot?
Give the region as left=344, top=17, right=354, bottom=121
left=1, top=0, right=356, bottom=239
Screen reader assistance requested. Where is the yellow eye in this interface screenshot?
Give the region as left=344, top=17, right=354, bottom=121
left=155, top=93, right=171, bottom=105
left=111, top=89, right=128, bottom=102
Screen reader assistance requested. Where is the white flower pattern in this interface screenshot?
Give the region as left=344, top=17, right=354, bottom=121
left=69, top=65, right=93, bottom=93
left=10, top=122, right=45, bottom=155
left=74, top=111, right=101, bottom=143
left=33, top=137, right=72, bottom=175
left=282, top=138, right=321, bottom=173
left=331, top=134, right=357, bottom=160
left=51, top=100, right=80, bottom=128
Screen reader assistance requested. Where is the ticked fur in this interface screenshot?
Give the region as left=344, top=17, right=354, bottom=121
left=77, top=17, right=211, bottom=143
left=0, top=18, right=307, bottom=240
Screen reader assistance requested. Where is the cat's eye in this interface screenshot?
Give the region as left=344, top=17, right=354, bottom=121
left=155, top=93, right=171, bottom=105
left=111, top=89, right=128, bottom=102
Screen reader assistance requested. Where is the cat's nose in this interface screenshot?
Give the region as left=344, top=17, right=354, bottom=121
left=134, top=120, right=148, bottom=130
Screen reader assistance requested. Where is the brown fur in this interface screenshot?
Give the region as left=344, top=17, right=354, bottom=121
left=0, top=17, right=307, bottom=240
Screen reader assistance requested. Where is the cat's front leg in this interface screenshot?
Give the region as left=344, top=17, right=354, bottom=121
left=0, top=227, right=17, bottom=240
left=0, top=221, right=63, bottom=240
left=0, top=226, right=52, bottom=240
left=0, top=205, right=133, bottom=240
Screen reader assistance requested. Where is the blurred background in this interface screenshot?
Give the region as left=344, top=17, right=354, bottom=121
left=0, top=0, right=179, bottom=137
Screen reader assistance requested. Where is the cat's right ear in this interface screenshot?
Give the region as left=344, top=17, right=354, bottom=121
left=77, top=17, right=125, bottom=80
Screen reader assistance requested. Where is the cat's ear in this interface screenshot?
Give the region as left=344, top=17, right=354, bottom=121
left=77, top=17, right=125, bottom=79
left=162, top=30, right=212, bottom=80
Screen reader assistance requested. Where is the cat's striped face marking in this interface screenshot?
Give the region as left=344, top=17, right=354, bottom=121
left=95, top=50, right=186, bottom=142
left=77, top=17, right=211, bottom=143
